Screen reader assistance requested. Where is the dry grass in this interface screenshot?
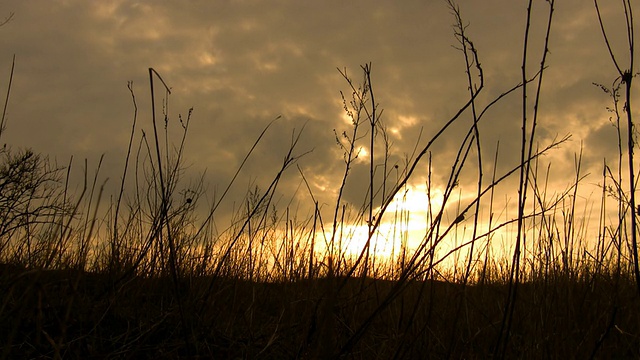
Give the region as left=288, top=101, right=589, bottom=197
left=1, top=264, right=639, bottom=358
left=2, top=1, right=640, bottom=358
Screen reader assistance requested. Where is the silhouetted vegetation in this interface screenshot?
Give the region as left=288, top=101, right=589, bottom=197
left=1, top=1, right=640, bottom=358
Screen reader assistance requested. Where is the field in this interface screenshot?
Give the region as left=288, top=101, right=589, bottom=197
left=2, top=263, right=639, bottom=358
left=2, top=1, right=640, bottom=358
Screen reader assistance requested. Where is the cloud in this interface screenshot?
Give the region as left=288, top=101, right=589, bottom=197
left=0, top=0, right=629, bottom=235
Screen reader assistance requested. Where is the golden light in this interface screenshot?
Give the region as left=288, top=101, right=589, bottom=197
left=318, top=183, right=449, bottom=262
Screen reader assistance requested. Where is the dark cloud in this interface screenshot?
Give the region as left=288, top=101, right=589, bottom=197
left=0, top=0, right=630, bottom=231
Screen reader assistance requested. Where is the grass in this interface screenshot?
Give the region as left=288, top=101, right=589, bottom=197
left=2, top=1, right=640, bottom=358
left=1, top=264, right=638, bottom=358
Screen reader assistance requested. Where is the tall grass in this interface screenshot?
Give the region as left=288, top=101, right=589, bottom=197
left=1, top=1, right=639, bottom=358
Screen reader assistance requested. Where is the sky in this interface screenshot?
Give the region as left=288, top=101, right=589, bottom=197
left=0, top=1, right=634, bottom=260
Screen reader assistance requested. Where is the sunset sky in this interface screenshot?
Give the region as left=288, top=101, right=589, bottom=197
left=0, top=1, right=634, bottom=258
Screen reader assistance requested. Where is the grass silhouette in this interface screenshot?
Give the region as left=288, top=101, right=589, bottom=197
left=1, top=1, right=640, bottom=358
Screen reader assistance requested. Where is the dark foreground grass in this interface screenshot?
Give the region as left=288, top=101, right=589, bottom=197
left=2, top=1, right=640, bottom=358
left=1, top=262, right=639, bottom=359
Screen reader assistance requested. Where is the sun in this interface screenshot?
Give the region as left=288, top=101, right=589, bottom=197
left=318, top=183, right=447, bottom=263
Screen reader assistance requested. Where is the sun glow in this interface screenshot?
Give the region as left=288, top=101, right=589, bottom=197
left=319, top=183, right=448, bottom=261
left=313, top=176, right=576, bottom=276
left=355, top=146, right=369, bottom=161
